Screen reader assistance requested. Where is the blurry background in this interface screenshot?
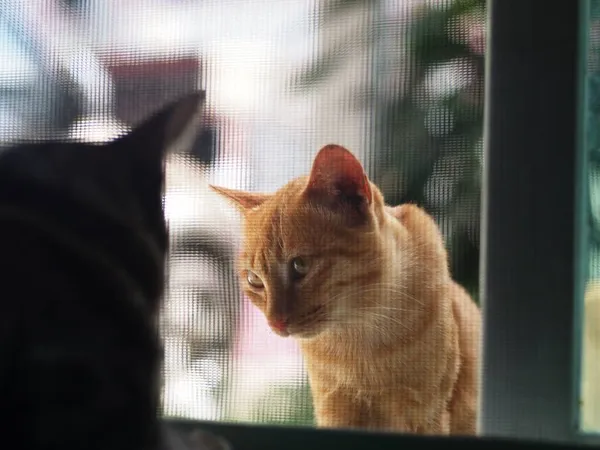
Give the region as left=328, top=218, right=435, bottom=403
left=0, top=0, right=485, bottom=427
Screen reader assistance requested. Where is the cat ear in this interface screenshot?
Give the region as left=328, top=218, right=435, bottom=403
left=110, top=91, right=205, bottom=238
left=119, top=90, right=206, bottom=159
left=304, top=144, right=372, bottom=224
left=210, top=185, right=271, bottom=213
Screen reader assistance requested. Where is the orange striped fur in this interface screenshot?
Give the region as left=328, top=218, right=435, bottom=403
left=211, top=144, right=481, bottom=435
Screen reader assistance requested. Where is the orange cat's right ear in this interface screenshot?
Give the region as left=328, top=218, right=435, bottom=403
left=209, top=185, right=270, bottom=213
left=306, top=144, right=372, bottom=203
left=304, top=144, right=372, bottom=226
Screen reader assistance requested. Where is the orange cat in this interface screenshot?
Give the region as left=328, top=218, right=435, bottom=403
left=211, top=145, right=481, bottom=435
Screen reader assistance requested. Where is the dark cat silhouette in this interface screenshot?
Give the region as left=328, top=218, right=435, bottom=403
left=0, top=91, right=229, bottom=450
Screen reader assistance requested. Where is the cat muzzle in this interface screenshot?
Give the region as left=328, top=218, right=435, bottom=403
left=270, top=319, right=290, bottom=337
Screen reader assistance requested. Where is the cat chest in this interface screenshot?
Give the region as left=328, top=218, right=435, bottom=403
left=306, top=349, right=453, bottom=392
left=313, top=382, right=447, bottom=431
left=305, top=345, right=460, bottom=430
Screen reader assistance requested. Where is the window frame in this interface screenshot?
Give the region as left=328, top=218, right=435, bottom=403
left=480, top=0, right=594, bottom=444
left=164, top=418, right=585, bottom=449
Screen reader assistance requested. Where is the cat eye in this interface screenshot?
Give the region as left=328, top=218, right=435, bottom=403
left=291, top=257, right=310, bottom=278
left=246, top=270, right=264, bottom=289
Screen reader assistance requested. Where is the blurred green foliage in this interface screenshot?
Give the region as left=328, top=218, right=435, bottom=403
left=240, top=383, right=315, bottom=426
left=382, top=0, right=485, bottom=300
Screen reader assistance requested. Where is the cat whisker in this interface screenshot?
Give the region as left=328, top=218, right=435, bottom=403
left=323, top=284, right=426, bottom=308
left=335, top=309, right=415, bottom=336
left=359, top=305, right=421, bottom=314
left=295, top=305, right=326, bottom=327
left=364, top=313, right=414, bottom=333
left=347, top=319, right=413, bottom=343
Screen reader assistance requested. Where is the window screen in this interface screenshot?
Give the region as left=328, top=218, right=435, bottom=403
left=0, top=0, right=485, bottom=428
left=581, top=0, right=600, bottom=433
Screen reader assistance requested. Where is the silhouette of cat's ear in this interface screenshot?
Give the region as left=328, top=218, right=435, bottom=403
left=111, top=92, right=205, bottom=236
left=305, top=144, right=372, bottom=224
left=210, top=185, right=271, bottom=213
left=120, top=90, right=206, bottom=158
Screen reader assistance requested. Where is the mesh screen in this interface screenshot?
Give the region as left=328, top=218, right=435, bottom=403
left=0, top=0, right=485, bottom=427
left=582, top=0, right=600, bottom=432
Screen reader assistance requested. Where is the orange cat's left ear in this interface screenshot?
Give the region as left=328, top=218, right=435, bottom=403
left=304, top=144, right=372, bottom=224
left=210, top=185, right=270, bottom=213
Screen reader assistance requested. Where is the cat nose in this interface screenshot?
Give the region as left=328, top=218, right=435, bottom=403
left=271, top=319, right=289, bottom=333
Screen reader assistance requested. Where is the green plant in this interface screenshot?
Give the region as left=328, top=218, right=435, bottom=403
left=249, top=383, right=315, bottom=426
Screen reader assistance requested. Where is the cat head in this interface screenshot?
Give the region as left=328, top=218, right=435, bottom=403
left=212, top=145, right=450, bottom=340
left=0, top=91, right=205, bottom=309
left=211, top=145, right=405, bottom=339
